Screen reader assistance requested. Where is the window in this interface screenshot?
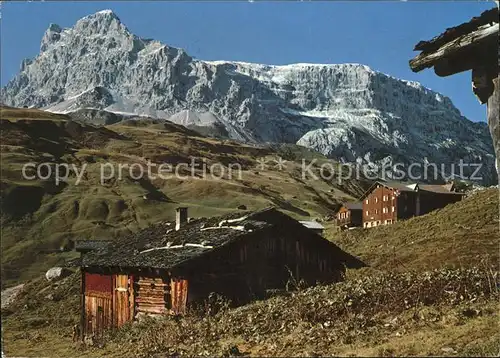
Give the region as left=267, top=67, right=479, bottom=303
left=365, top=199, right=369, bottom=204
left=383, top=195, right=388, bottom=201
left=391, top=206, right=395, bottom=212
left=375, top=197, right=379, bottom=203
left=366, top=210, right=369, bottom=216
left=375, top=209, right=378, bottom=214
left=383, top=207, right=388, bottom=213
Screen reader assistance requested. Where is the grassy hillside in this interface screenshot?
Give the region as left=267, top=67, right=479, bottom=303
left=1, top=106, right=369, bottom=286
left=327, top=188, right=499, bottom=271
left=2, top=106, right=497, bottom=357
left=2, top=191, right=498, bottom=357
left=0, top=105, right=71, bottom=121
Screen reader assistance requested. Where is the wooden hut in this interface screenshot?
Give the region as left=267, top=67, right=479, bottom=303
left=75, top=207, right=364, bottom=337
left=336, top=202, right=363, bottom=230
left=409, top=6, right=499, bottom=175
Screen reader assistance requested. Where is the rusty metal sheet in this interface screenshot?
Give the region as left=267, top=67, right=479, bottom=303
left=170, top=278, right=188, bottom=315
left=85, top=272, right=112, bottom=295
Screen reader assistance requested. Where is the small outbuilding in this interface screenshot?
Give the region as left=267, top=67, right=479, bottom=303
left=336, top=202, right=363, bottom=230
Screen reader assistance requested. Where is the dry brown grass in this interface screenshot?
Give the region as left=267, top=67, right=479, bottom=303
left=4, top=267, right=497, bottom=357
left=0, top=105, right=70, bottom=121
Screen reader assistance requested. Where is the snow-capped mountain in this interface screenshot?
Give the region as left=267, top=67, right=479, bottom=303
left=1, top=10, right=496, bottom=183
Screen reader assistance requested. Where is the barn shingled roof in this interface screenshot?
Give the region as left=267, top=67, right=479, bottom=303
left=74, top=240, right=112, bottom=252
left=77, top=207, right=363, bottom=270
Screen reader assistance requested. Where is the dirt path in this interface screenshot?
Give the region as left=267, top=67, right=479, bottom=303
left=1, top=284, right=24, bottom=309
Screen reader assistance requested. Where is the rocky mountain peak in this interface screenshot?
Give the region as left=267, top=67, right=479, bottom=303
left=73, top=9, right=128, bottom=36
left=40, top=23, right=63, bottom=52
left=47, top=23, right=62, bottom=33
left=2, top=10, right=496, bottom=184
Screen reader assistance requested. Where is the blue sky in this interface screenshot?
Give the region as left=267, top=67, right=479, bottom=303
left=1, top=1, right=494, bottom=122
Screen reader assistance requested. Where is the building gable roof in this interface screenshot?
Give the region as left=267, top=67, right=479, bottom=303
left=359, top=180, right=417, bottom=200
left=419, top=184, right=464, bottom=195
left=359, top=180, right=464, bottom=200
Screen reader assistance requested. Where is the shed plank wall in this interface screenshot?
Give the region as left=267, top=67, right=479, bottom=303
left=83, top=272, right=113, bottom=337
left=84, top=295, right=112, bottom=336
left=180, top=228, right=342, bottom=306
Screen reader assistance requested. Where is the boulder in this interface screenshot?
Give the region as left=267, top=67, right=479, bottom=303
left=45, top=267, right=71, bottom=282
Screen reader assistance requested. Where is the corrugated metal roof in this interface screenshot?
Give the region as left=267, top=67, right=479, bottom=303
left=380, top=181, right=418, bottom=192
left=299, top=221, right=325, bottom=230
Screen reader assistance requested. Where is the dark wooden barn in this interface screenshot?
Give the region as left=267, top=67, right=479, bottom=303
left=75, top=207, right=364, bottom=337
left=409, top=6, right=499, bottom=176
left=336, top=202, right=363, bottom=230
left=361, top=181, right=463, bottom=228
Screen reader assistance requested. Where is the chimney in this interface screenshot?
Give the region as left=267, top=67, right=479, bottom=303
left=175, top=207, right=188, bottom=231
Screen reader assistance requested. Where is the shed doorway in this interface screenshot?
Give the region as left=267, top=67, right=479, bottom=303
left=114, top=274, right=133, bottom=327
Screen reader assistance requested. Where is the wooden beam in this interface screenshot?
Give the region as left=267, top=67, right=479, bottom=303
left=80, top=268, right=85, bottom=339
left=410, top=23, right=498, bottom=73
left=472, top=67, right=497, bottom=104
left=433, top=46, right=495, bottom=77
left=487, top=76, right=500, bottom=178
